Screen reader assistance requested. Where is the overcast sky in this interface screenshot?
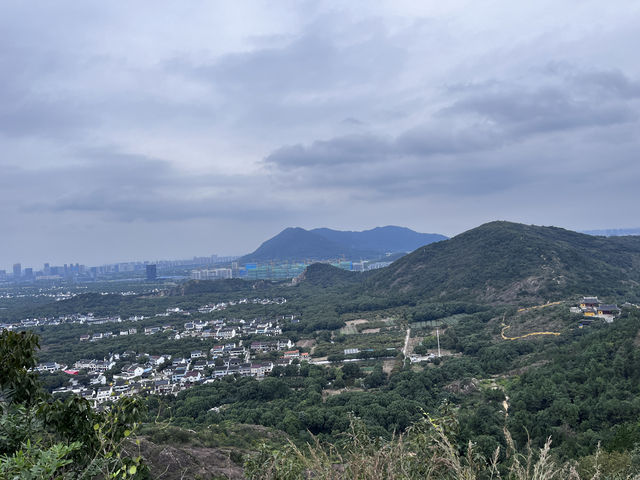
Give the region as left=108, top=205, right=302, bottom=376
left=2, top=1, right=640, bottom=270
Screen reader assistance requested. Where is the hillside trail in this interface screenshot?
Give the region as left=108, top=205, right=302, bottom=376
left=500, top=312, right=561, bottom=340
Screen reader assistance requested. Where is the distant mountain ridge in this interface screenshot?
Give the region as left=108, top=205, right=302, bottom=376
left=310, top=226, right=446, bottom=253
left=239, top=226, right=447, bottom=263
left=582, top=228, right=640, bottom=237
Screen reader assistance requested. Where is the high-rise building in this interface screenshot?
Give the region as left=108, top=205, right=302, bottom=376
left=12, top=263, right=21, bottom=278
left=44, top=263, right=50, bottom=275
left=146, top=264, right=157, bottom=281
left=24, top=268, right=34, bottom=279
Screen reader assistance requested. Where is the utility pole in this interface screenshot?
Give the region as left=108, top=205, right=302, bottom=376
left=436, top=327, right=441, bottom=357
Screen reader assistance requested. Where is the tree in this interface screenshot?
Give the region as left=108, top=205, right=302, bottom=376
left=0, top=330, right=41, bottom=405
left=0, top=330, right=148, bottom=479
left=363, top=366, right=386, bottom=389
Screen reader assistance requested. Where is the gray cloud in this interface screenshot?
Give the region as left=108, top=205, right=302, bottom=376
left=2, top=1, right=640, bottom=267
left=181, top=16, right=406, bottom=95
left=443, top=85, right=636, bottom=136
left=5, top=149, right=292, bottom=223
left=263, top=62, right=640, bottom=201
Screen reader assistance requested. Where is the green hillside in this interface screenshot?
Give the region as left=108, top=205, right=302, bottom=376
left=363, top=221, right=640, bottom=303
left=296, top=262, right=362, bottom=288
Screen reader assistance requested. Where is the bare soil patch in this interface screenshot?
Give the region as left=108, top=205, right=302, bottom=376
left=296, top=339, right=316, bottom=353
left=361, top=328, right=381, bottom=334
left=382, top=359, right=397, bottom=375
left=322, top=387, right=364, bottom=400
left=346, top=319, right=369, bottom=326
left=133, top=438, right=244, bottom=480
left=405, top=335, right=423, bottom=355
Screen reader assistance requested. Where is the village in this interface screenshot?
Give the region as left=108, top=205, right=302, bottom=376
left=77, top=313, right=290, bottom=343
left=23, top=294, right=635, bottom=407
left=36, top=336, right=308, bottom=404
left=0, top=296, right=287, bottom=331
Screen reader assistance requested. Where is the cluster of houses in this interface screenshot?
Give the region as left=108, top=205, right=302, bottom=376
left=78, top=315, right=293, bottom=343
left=43, top=338, right=305, bottom=403
left=178, top=316, right=291, bottom=340
left=571, top=296, right=622, bottom=324
left=0, top=297, right=288, bottom=332
left=1, top=313, right=141, bottom=331
left=80, top=328, right=138, bottom=342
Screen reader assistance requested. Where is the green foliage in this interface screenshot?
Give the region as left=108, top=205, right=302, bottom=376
left=0, top=440, right=80, bottom=480
left=506, top=314, right=640, bottom=458
left=0, top=330, right=148, bottom=479
left=0, top=330, right=41, bottom=405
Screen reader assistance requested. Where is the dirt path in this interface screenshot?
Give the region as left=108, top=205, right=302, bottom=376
left=517, top=301, right=562, bottom=313
left=402, top=327, right=410, bottom=357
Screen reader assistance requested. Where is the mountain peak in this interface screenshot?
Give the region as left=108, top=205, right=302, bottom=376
left=239, top=226, right=447, bottom=263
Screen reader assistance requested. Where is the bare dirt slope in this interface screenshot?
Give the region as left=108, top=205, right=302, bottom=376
left=132, top=438, right=245, bottom=480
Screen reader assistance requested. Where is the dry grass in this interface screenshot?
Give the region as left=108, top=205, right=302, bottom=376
left=382, top=359, right=397, bottom=375
left=245, top=416, right=612, bottom=480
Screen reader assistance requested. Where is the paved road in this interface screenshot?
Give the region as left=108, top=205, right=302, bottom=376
left=310, top=356, right=396, bottom=365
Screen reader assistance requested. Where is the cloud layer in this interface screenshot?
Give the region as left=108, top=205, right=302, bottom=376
left=1, top=1, right=640, bottom=267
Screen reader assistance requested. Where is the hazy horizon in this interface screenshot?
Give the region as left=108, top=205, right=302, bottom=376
left=4, top=220, right=640, bottom=272
left=2, top=1, right=639, bottom=269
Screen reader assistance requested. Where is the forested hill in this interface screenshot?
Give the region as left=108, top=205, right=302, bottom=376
left=362, top=221, right=640, bottom=303
left=239, top=226, right=447, bottom=263
left=296, top=263, right=362, bottom=288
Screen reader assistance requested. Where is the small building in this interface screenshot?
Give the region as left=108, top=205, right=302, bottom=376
left=37, top=362, right=61, bottom=373
left=580, top=297, right=600, bottom=309
left=122, top=364, right=145, bottom=378
left=154, top=380, right=172, bottom=395
left=192, top=360, right=207, bottom=371
left=95, top=387, right=113, bottom=402
left=598, top=304, right=621, bottom=316
left=215, top=327, right=237, bottom=339
left=172, top=367, right=187, bottom=382
left=182, top=371, right=202, bottom=383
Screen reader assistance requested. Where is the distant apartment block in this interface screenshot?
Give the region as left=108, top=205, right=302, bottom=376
left=146, top=264, right=157, bottom=280
left=191, top=268, right=233, bottom=280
